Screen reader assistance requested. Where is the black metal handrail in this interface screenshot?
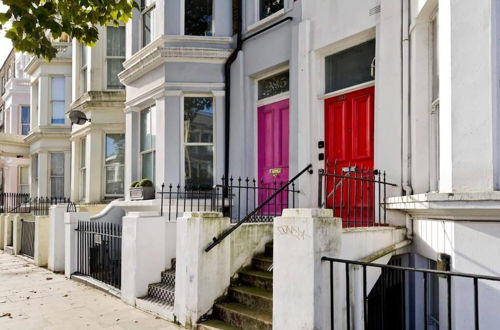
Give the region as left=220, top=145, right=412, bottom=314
left=322, top=256, right=500, bottom=330
left=205, top=164, right=313, bottom=252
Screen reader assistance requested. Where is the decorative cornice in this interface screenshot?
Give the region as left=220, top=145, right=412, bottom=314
left=119, top=36, right=233, bottom=85
left=69, top=91, right=126, bottom=112
left=24, top=127, right=71, bottom=144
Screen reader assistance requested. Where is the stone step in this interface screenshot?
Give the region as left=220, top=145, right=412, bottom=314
left=214, top=302, right=272, bottom=330
left=197, top=319, right=241, bottom=330
left=264, top=242, right=273, bottom=257
left=136, top=296, right=175, bottom=321
left=161, top=269, right=175, bottom=286
left=147, top=282, right=175, bottom=305
left=228, top=285, right=273, bottom=311
left=252, top=255, right=273, bottom=272
left=238, top=268, right=273, bottom=291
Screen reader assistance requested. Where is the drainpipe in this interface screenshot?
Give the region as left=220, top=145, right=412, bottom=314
left=223, top=0, right=243, bottom=181
left=401, top=0, right=413, bottom=196
left=223, top=2, right=293, bottom=180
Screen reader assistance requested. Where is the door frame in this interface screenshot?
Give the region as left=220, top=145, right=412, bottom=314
left=253, top=66, right=290, bottom=180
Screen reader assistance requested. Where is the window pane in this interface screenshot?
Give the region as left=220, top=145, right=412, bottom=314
left=80, top=169, right=86, bottom=199
left=184, top=97, right=213, bottom=143
left=81, top=45, right=87, bottom=67
left=107, top=26, right=126, bottom=57
left=32, top=155, right=38, bottom=180
left=106, top=165, right=124, bottom=195
left=258, top=71, right=289, bottom=100
left=142, top=8, right=153, bottom=47
left=141, top=151, right=155, bottom=182
left=140, top=107, right=156, bottom=151
left=106, top=134, right=125, bottom=164
left=51, top=77, right=65, bottom=100
left=52, top=101, right=65, bottom=124
left=20, top=167, right=29, bottom=185
left=325, top=39, right=376, bottom=93
left=185, top=0, right=213, bottom=36
left=185, top=145, right=213, bottom=188
left=50, top=153, right=65, bottom=197
left=51, top=153, right=65, bottom=176
left=80, top=138, right=86, bottom=168
left=107, top=59, right=125, bottom=89
left=21, top=106, right=30, bottom=135
left=432, top=16, right=439, bottom=101
left=260, top=0, right=283, bottom=20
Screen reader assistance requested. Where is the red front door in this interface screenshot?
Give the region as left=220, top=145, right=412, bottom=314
left=324, top=87, right=374, bottom=226
left=258, top=99, right=290, bottom=215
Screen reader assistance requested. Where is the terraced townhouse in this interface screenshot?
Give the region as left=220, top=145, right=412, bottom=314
left=1, top=1, right=500, bottom=329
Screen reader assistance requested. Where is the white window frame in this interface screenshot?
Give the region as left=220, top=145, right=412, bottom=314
left=139, top=106, right=156, bottom=183
left=80, top=44, right=88, bottom=95
left=50, top=76, right=66, bottom=125
left=141, top=0, right=156, bottom=48
left=105, top=26, right=126, bottom=91
left=49, top=152, right=65, bottom=198
left=103, top=132, right=125, bottom=198
left=19, top=105, right=30, bottom=136
left=184, top=0, right=215, bottom=36
left=80, top=137, right=86, bottom=200
left=181, top=94, right=216, bottom=187
left=18, top=166, right=29, bottom=195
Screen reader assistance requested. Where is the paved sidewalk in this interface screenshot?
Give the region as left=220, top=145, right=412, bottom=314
left=0, top=251, right=181, bottom=330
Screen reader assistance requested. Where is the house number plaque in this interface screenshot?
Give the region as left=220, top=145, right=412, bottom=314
left=269, top=168, right=282, bottom=177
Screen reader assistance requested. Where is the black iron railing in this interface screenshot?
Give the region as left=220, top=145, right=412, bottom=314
left=205, top=164, right=313, bottom=252
left=158, top=175, right=300, bottom=222
left=318, top=161, right=397, bottom=227
left=20, top=219, right=35, bottom=258
left=322, top=256, right=500, bottom=330
left=0, top=193, right=30, bottom=213
left=75, top=220, right=122, bottom=289
left=0, top=193, right=70, bottom=216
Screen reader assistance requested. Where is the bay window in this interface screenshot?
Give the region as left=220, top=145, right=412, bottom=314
left=106, top=27, right=126, bottom=89
left=105, top=133, right=125, bottom=196
left=50, top=152, right=65, bottom=198
left=185, top=0, right=213, bottom=36
left=184, top=97, right=214, bottom=188
left=51, top=77, right=65, bottom=124
left=140, top=106, right=156, bottom=182
left=141, top=0, right=155, bottom=47
left=20, top=105, right=30, bottom=135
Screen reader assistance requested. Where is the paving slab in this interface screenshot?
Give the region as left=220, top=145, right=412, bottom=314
left=0, top=251, right=181, bottom=330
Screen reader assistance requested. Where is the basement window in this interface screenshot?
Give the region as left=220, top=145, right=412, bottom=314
left=185, top=0, right=213, bottom=36
left=325, top=39, right=376, bottom=93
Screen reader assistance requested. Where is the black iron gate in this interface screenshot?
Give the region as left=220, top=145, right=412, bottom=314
left=20, top=219, right=35, bottom=258
left=75, top=221, right=122, bottom=289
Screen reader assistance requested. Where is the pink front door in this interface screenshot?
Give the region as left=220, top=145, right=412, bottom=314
left=258, top=99, right=289, bottom=215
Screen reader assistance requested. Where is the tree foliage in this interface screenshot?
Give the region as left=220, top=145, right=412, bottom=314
left=0, top=0, right=138, bottom=60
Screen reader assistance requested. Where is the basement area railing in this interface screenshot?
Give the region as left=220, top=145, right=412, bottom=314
left=322, top=256, right=500, bottom=330
left=318, top=160, right=397, bottom=227
left=205, top=164, right=313, bottom=252
left=158, top=174, right=301, bottom=222
left=0, top=193, right=71, bottom=215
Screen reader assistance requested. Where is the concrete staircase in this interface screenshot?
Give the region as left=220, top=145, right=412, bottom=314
left=198, top=242, right=274, bottom=330
left=136, top=258, right=176, bottom=320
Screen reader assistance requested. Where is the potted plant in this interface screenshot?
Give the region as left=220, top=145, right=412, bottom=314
left=129, top=179, right=155, bottom=200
